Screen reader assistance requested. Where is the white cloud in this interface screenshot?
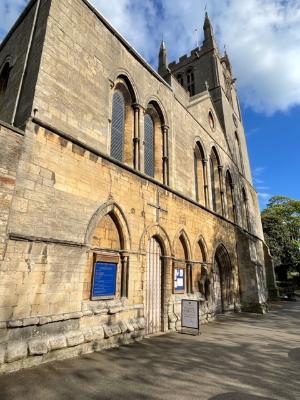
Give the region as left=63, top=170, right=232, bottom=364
left=1, top=0, right=300, bottom=114
left=91, top=0, right=300, bottom=115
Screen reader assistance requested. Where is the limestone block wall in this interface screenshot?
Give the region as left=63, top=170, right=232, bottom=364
left=0, top=123, right=24, bottom=261
left=0, top=119, right=267, bottom=372
left=0, top=0, right=50, bottom=128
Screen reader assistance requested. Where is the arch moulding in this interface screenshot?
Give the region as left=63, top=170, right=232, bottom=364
left=84, top=200, right=132, bottom=250
left=139, top=224, right=172, bottom=257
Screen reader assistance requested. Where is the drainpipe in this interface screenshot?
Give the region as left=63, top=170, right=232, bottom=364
left=11, top=0, right=41, bottom=126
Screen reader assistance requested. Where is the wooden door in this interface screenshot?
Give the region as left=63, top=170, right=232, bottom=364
left=145, top=238, right=162, bottom=334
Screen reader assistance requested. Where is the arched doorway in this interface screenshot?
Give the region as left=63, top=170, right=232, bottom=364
left=145, top=236, right=164, bottom=335
left=212, top=244, right=234, bottom=314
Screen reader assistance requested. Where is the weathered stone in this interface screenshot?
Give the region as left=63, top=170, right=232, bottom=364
left=108, top=307, right=123, bottom=315
left=65, top=331, right=85, bottom=347
left=64, top=312, right=83, bottom=320
left=51, top=315, right=65, bottom=323
left=6, top=341, right=27, bottom=362
left=28, top=339, right=48, bottom=355
left=137, top=318, right=145, bottom=330
left=23, top=317, right=39, bottom=327
left=39, top=317, right=51, bottom=325
left=0, top=345, right=5, bottom=364
left=103, top=325, right=113, bottom=338
left=92, top=326, right=104, bottom=340
left=49, top=335, right=67, bottom=351
left=0, top=322, right=7, bottom=329
left=8, top=320, right=23, bottom=328
left=118, top=320, right=128, bottom=333
left=131, top=320, right=139, bottom=331
left=125, top=321, right=135, bottom=333
left=82, top=310, right=93, bottom=317
left=110, top=324, right=121, bottom=336
left=82, top=328, right=94, bottom=342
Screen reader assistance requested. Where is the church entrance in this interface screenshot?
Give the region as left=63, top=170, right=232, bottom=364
left=145, top=237, right=163, bottom=335
left=212, top=244, right=234, bottom=314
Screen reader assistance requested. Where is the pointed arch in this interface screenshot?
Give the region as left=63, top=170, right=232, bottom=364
left=173, top=228, right=192, bottom=261
left=111, top=70, right=139, bottom=104
left=110, top=75, right=137, bottom=166
left=235, top=131, right=245, bottom=174
left=0, top=58, right=12, bottom=109
left=139, top=223, right=172, bottom=257
left=212, top=243, right=234, bottom=312
left=193, top=235, right=208, bottom=263
left=173, top=229, right=192, bottom=294
left=225, top=170, right=236, bottom=222
left=144, top=100, right=167, bottom=183
left=210, top=146, right=222, bottom=214
left=241, top=186, right=250, bottom=231
left=85, top=201, right=131, bottom=250
left=194, top=140, right=207, bottom=206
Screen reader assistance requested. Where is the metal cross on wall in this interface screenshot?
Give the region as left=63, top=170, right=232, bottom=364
left=148, top=190, right=168, bottom=223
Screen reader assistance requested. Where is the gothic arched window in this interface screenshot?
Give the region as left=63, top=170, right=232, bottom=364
left=194, top=141, right=207, bottom=206
left=144, top=113, right=155, bottom=177
left=0, top=63, right=10, bottom=94
left=235, top=132, right=244, bottom=174
left=225, top=170, right=236, bottom=222
left=242, top=187, right=250, bottom=231
left=210, top=147, right=222, bottom=214
left=144, top=102, right=167, bottom=184
left=111, top=90, right=125, bottom=162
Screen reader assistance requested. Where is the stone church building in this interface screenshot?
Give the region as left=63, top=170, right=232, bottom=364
left=0, top=0, right=276, bottom=372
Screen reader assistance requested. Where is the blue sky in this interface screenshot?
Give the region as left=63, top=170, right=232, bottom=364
left=1, top=0, right=299, bottom=209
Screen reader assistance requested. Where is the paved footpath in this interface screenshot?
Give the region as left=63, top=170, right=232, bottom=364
left=0, top=301, right=299, bottom=400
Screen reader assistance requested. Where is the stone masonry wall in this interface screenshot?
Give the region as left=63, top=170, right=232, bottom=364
left=0, top=120, right=266, bottom=372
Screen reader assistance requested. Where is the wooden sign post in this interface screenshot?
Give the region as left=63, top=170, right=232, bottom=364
left=181, top=299, right=200, bottom=335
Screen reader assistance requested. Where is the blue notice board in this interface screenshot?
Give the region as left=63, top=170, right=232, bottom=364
left=92, top=262, right=117, bottom=299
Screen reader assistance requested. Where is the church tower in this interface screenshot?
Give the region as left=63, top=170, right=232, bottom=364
left=159, top=12, right=251, bottom=182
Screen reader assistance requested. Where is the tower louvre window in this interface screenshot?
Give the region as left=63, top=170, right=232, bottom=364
left=144, top=113, right=155, bottom=177
left=110, top=91, right=125, bottom=162
left=177, top=74, right=184, bottom=86
left=186, top=70, right=195, bottom=96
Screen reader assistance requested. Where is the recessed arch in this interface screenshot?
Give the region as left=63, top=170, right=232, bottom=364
left=193, top=235, right=208, bottom=263
left=212, top=243, right=234, bottom=313
left=241, top=186, right=250, bottom=231
left=139, top=223, right=172, bottom=258
left=144, top=100, right=167, bottom=182
left=173, top=228, right=192, bottom=261
left=225, top=169, right=236, bottom=222
left=210, top=146, right=222, bottom=214
left=194, top=140, right=207, bottom=206
left=85, top=201, right=131, bottom=250
left=143, top=95, right=168, bottom=126
left=111, top=69, right=139, bottom=104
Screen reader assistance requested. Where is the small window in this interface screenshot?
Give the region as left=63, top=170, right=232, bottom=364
left=177, top=74, right=184, bottom=86
left=186, top=69, right=195, bottom=96
left=208, top=111, right=215, bottom=130
left=0, top=62, right=11, bottom=106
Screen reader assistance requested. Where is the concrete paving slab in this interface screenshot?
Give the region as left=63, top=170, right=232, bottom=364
left=0, top=301, right=299, bottom=400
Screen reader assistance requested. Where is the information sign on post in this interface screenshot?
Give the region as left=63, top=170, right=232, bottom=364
left=181, top=299, right=200, bottom=335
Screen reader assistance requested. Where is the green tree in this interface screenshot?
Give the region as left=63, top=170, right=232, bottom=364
left=261, top=196, right=300, bottom=274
